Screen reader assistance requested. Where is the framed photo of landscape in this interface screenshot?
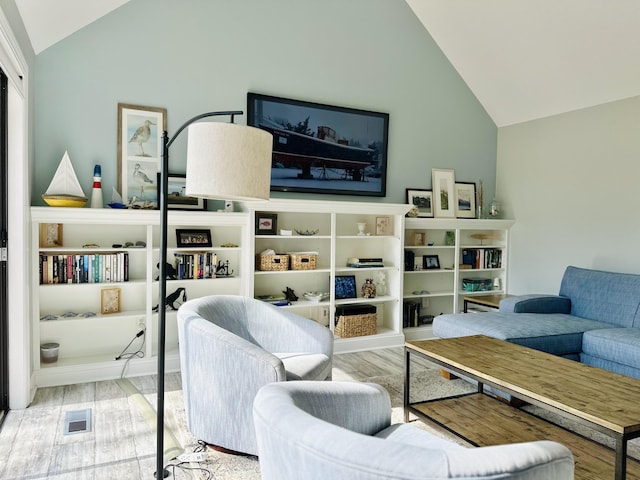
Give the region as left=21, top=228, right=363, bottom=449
left=455, top=182, right=477, bottom=219
left=247, top=92, right=389, bottom=197
left=406, top=188, right=433, bottom=217
left=432, top=169, right=456, bottom=218
left=163, top=174, right=207, bottom=210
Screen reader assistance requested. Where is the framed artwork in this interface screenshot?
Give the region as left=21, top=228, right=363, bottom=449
left=247, top=92, right=389, bottom=197
left=255, top=212, right=278, bottom=235
left=101, top=287, right=121, bottom=314
left=39, top=223, right=63, bottom=248
left=406, top=188, right=433, bottom=217
left=455, top=182, right=477, bottom=219
left=117, top=103, right=167, bottom=209
left=335, top=275, right=357, bottom=299
left=423, top=254, right=441, bottom=270
left=413, top=232, right=426, bottom=246
left=176, top=229, right=212, bottom=248
left=375, top=216, right=392, bottom=236
left=161, top=174, right=207, bottom=210
left=431, top=169, right=456, bottom=218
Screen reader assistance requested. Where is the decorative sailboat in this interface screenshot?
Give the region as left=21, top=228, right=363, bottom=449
left=42, top=151, right=88, bottom=207
left=108, top=186, right=127, bottom=209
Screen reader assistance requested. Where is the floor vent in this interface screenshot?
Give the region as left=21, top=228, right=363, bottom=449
left=63, top=408, right=92, bottom=435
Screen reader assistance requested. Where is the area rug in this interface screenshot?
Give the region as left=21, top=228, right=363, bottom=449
left=180, top=365, right=640, bottom=479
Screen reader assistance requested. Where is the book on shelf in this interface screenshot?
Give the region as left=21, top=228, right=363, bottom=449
left=255, top=294, right=290, bottom=306
left=346, top=257, right=384, bottom=268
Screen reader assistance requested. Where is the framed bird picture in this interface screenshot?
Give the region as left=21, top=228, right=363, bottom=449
left=117, top=103, right=167, bottom=209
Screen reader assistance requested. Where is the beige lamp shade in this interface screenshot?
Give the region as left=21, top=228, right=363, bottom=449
left=185, top=122, right=273, bottom=201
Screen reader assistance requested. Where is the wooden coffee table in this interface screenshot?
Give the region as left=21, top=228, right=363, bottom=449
left=405, top=335, right=640, bottom=480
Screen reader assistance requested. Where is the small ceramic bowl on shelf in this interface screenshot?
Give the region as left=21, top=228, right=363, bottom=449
left=303, top=291, right=329, bottom=303
left=295, top=228, right=319, bottom=236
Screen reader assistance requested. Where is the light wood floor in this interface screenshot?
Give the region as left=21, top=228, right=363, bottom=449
left=0, top=347, right=424, bottom=480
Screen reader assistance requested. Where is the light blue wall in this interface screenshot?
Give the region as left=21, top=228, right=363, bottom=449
left=32, top=0, right=496, bottom=207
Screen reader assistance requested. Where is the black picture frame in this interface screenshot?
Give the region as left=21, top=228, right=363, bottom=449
left=160, top=173, right=207, bottom=211
left=247, top=92, right=389, bottom=197
left=255, top=212, right=278, bottom=235
left=176, top=229, right=212, bottom=248
left=406, top=188, right=433, bottom=217
left=335, top=275, right=357, bottom=299
left=423, top=254, right=440, bottom=270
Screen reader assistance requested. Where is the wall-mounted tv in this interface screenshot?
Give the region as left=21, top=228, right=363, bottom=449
left=247, top=93, right=389, bottom=197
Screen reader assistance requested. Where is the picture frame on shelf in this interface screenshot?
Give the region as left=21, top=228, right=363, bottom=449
left=375, top=216, right=392, bottom=236
left=161, top=173, right=207, bottom=210
left=247, top=92, right=389, bottom=197
left=406, top=188, right=433, bottom=217
left=255, top=212, right=278, bottom=235
left=413, top=232, right=426, bottom=246
left=176, top=229, right=212, bottom=248
left=117, top=103, right=166, bottom=209
left=101, top=287, right=121, bottom=315
left=39, top=223, right=63, bottom=248
left=423, top=254, right=440, bottom=270
left=431, top=169, right=456, bottom=218
left=335, top=275, right=357, bottom=299
left=455, top=182, right=477, bottom=219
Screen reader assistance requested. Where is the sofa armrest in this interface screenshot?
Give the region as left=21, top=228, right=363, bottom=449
left=499, top=294, right=571, bottom=314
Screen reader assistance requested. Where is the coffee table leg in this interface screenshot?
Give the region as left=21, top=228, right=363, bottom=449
left=404, top=348, right=411, bottom=423
left=615, top=435, right=627, bottom=480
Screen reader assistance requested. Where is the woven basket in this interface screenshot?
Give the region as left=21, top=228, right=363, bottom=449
left=290, top=253, right=317, bottom=270
left=335, top=313, right=377, bottom=338
left=256, top=254, right=290, bottom=271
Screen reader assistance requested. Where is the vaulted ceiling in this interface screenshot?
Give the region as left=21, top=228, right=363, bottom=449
left=13, top=0, right=640, bottom=126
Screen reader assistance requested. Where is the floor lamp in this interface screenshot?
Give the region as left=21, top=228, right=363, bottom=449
left=156, top=111, right=272, bottom=478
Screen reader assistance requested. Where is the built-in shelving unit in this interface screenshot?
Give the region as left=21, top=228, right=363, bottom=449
left=31, top=207, right=250, bottom=387
left=403, top=217, right=514, bottom=341
left=248, top=199, right=410, bottom=353
left=30, top=204, right=513, bottom=387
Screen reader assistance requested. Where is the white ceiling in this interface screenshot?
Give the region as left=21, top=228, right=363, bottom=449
left=14, top=0, right=640, bottom=126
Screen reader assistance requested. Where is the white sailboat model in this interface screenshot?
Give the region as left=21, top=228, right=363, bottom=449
left=42, top=150, right=88, bottom=207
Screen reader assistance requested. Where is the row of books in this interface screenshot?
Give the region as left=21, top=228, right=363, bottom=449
left=461, top=248, right=502, bottom=269
left=39, top=253, right=129, bottom=285
left=403, top=301, right=435, bottom=328
left=173, top=252, right=218, bottom=280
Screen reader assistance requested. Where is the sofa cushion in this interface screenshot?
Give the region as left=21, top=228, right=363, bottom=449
left=582, top=328, right=640, bottom=369
left=559, top=266, right=640, bottom=327
left=580, top=353, right=640, bottom=380
left=374, top=423, right=463, bottom=450
left=433, top=312, right=612, bottom=356
left=275, top=353, right=332, bottom=381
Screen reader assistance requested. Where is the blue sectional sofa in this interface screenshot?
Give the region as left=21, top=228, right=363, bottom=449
left=433, top=266, right=640, bottom=380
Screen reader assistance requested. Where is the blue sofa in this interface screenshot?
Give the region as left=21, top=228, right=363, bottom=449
left=434, top=266, right=640, bottom=380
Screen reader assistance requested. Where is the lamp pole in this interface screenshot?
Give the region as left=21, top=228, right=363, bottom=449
left=156, top=111, right=242, bottom=479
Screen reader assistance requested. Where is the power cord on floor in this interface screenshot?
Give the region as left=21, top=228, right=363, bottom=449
left=164, top=441, right=213, bottom=479
left=116, top=329, right=145, bottom=378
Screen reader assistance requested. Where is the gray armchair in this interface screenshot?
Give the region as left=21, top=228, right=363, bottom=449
left=177, top=295, right=333, bottom=456
left=253, top=381, right=575, bottom=480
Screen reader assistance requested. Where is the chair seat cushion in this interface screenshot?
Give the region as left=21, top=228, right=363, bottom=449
left=374, top=423, right=463, bottom=450
left=275, top=353, right=331, bottom=381
left=582, top=328, right=640, bottom=368
left=434, top=312, right=611, bottom=356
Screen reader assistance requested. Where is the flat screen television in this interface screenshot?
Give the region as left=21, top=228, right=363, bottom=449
left=247, top=93, right=389, bottom=196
